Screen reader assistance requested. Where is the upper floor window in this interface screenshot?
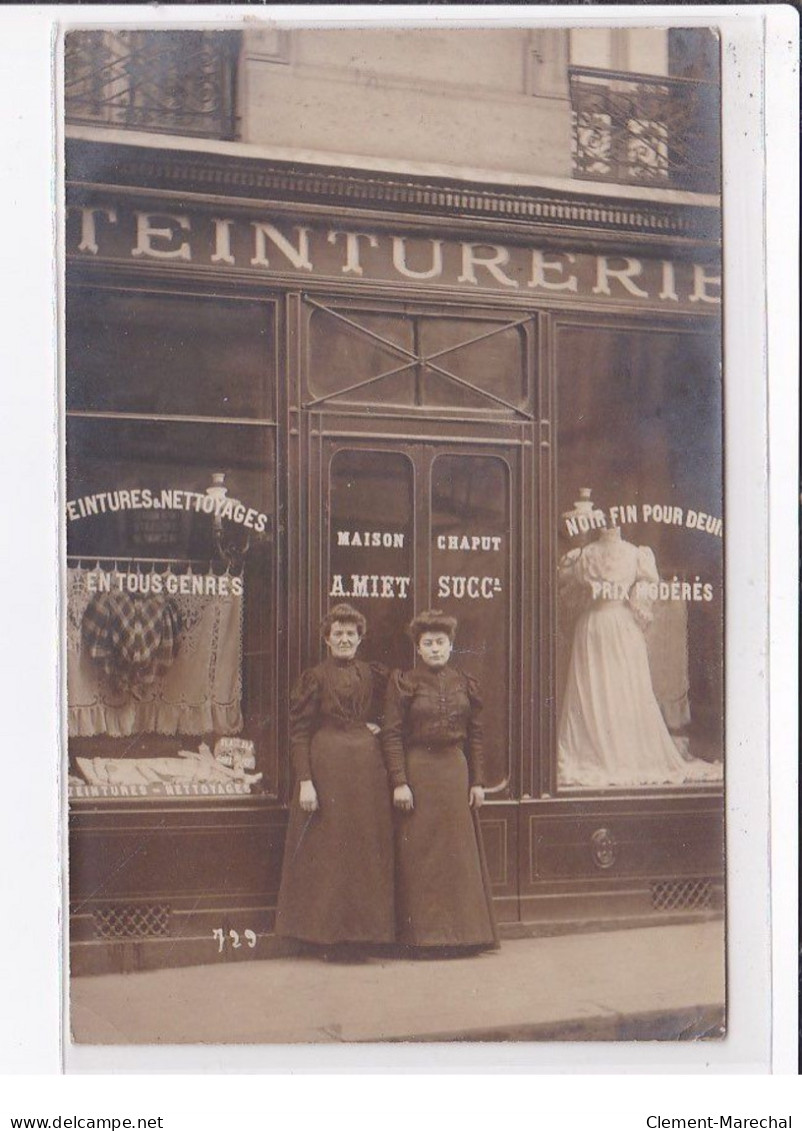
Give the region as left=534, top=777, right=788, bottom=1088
left=65, top=29, right=240, bottom=140
left=567, top=28, right=720, bottom=193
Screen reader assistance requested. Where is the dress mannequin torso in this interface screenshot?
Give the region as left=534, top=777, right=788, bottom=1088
left=557, top=531, right=721, bottom=787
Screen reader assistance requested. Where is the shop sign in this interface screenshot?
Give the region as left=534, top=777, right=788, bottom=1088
left=66, top=203, right=720, bottom=309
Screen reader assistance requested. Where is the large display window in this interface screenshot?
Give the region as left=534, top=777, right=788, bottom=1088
left=65, top=285, right=279, bottom=799
left=554, top=319, right=723, bottom=791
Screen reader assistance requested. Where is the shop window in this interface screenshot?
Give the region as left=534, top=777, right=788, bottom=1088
left=67, top=289, right=275, bottom=420
left=66, top=419, right=274, bottom=559
left=554, top=323, right=723, bottom=792
left=431, top=454, right=511, bottom=791
left=308, top=303, right=531, bottom=416
left=66, top=289, right=277, bottom=801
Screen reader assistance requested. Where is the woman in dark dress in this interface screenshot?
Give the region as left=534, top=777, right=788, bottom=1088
left=275, top=603, right=395, bottom=950
left=382, top=610, right=498, bottom=953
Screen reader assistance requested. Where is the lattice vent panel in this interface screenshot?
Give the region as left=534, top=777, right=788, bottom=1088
left=650, top=879, right=713, bottom=912
left=93, top=904, right=171, bottom=940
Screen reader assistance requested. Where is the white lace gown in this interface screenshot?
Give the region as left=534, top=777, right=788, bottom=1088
left=557, top=539, right=722, bottom=788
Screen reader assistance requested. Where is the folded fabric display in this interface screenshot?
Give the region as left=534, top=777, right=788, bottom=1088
left=76, top=744, right=263, bottom=789
left=67, top=567, right=244, bottom=737
left=82, top=591, right=181, bottom=698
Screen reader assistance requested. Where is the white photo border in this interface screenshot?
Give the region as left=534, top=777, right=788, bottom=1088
left=0, top=1, right=795, bottom=1079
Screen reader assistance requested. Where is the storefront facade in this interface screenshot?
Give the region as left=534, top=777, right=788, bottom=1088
left=66, top=136, right=723, bottom=972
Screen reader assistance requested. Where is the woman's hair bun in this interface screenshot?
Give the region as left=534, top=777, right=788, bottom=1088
left=408, top=609, right=458, bottom=643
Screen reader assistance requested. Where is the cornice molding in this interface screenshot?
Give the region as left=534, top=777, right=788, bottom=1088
left=65, top=138, right=721, bottom=245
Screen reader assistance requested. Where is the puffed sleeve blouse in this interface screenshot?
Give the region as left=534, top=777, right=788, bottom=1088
left=381, top=665, right=485, bottom=790
left=289, top=659, right=389, bottom=781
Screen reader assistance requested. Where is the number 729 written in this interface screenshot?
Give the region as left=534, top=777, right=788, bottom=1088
left=213, top=928, right=257, bottom=952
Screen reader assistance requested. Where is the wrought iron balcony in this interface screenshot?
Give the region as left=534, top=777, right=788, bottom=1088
left=568, top=66, right=720, bottom=193
left=65, top=29, right=240, bottom=141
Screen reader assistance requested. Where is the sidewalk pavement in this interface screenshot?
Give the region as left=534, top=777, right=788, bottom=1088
left=70, top=920, right=725, bottom=1045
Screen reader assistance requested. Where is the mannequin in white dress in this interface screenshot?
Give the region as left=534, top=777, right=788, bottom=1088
left=557, top=526, right=721, bottom=788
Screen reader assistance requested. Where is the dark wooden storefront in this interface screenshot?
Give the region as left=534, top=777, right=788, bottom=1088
left=66, top=139, right=724, bottom=973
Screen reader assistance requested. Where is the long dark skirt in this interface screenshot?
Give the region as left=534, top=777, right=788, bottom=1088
left=395, top=743, right=498, bottom=948
left=275, top=722, right=395, bottom=945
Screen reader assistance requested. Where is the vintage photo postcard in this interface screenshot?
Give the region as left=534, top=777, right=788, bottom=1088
left=63, top=16, right=729, bottom=1049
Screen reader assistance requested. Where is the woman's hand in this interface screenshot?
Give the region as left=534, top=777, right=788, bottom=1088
left=393, top=784, right=414, bottom=811
left=469, top=786, right=485, bottom=809
left=365, top=722, right=380, bottom=736
left=299, top=779, right=319, bottom=812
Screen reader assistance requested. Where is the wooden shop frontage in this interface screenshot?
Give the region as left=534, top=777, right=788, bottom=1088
left=65, top=137, right=724, bottom=973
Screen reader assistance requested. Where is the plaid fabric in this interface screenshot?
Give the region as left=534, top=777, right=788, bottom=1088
left=82, top=592, right=181, bottom=697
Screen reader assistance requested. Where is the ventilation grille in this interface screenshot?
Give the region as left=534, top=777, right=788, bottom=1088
left=93, top=904, right=171, bottom=940
left=650, top=879, right=713, bottom=912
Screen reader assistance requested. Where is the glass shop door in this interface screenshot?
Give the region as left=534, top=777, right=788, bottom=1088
left=320, top=434, right=526, bottom=917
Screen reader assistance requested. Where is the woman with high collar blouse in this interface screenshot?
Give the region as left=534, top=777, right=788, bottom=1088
left=382, top=610, right=498, bottom=953
left=275, top=603, right=394, bottom=952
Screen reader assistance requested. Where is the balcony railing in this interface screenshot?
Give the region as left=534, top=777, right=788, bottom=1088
left=568, top=66, right=721, bottom=193
left=65, top=29, right=240, bottom=141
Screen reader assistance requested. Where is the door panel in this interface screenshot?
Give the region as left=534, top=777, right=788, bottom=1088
left=327, top=447, right=416, bottom=671
left=429, top=452, right=513, bottom=793
left=318, top=431, right=523, bottom=917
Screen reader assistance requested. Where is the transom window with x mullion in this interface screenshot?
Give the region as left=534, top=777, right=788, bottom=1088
left=307, top=300, right=532, bottom=416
